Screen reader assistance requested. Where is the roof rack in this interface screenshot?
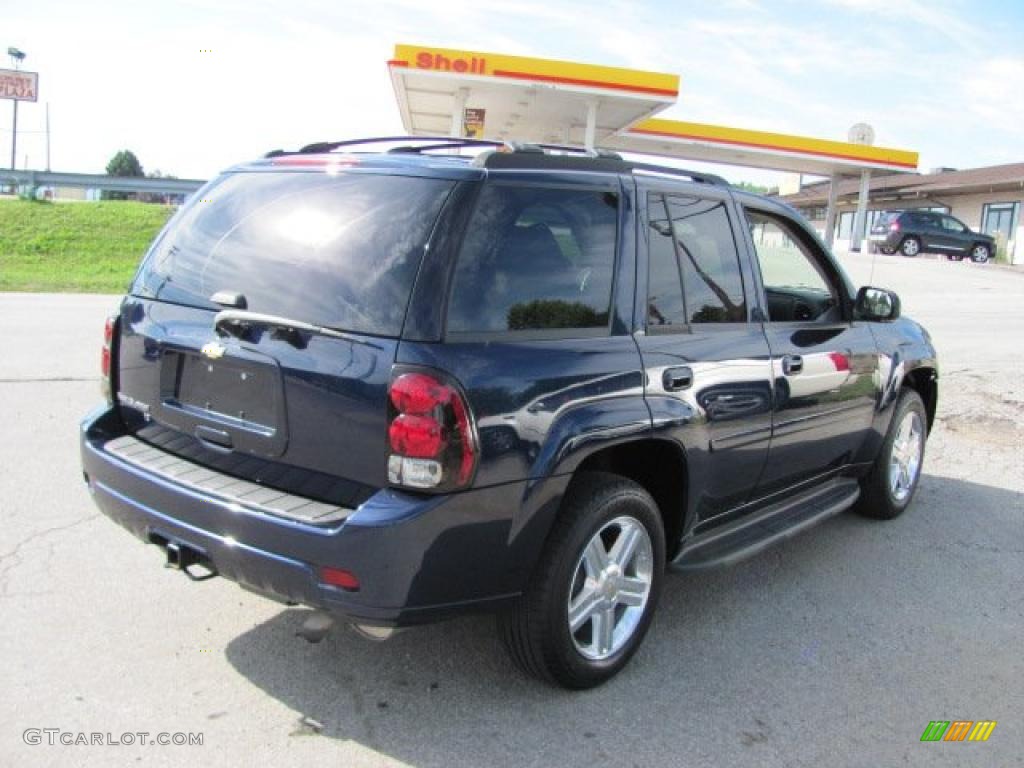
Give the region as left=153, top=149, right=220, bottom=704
left=476, top=151, right=728, bottom=186
left=262, top=135, right=728, bottom=186
left=264, top=135, right=508, bottom=158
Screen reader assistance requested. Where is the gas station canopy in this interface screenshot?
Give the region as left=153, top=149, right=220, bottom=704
left=389, top=43, right=678, bottom=150
left=388, top=43, right=918, bottom=177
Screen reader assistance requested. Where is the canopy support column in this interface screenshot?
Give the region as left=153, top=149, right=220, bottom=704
left=823, top=173, right=841, bottom=248
left=450, top=87, right=469, bottom=138
left=850, top=170, right=871, bottom=253
left=584, top=100, right=598, bottom=151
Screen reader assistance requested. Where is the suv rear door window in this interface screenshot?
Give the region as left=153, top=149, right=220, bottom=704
left=133, top=172, right=454, bottom=337
left=665, top=195, right=746, bottom=323
left=646, top=196, right=687, bottom=329
left=446, top=184, right=618, bottom=334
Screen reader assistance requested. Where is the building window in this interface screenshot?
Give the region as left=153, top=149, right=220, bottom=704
left=982, top=202, right=1020, bottom=240
left=837, top=211, right=854, bottom=239
left=836, top=210, right=884, bottom=239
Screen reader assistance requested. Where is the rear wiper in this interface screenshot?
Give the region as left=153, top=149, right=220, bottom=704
left=213, top=310, right=374, bottom=348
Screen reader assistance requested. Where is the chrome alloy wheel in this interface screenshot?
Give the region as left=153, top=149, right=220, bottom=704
left=971, top=244, right=990, bottom=262
left=567, top=516, right=653, bottom=660
left=889, top=411, right=923, bottom=503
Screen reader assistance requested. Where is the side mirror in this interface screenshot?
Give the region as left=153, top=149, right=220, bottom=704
left=855, top=286, right=900, bottom=322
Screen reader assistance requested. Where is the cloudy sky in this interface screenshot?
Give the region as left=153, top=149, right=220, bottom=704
left=5, top=0, right=1023, bottom=184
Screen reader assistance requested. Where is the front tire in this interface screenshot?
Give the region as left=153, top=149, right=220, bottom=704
left=856, top=390, right=927, bottom=520
left=500, top=472, right=666, bottom=688
left=970, top=244, right=991, bottom=263
left=900, top=237, right=921, bottom=257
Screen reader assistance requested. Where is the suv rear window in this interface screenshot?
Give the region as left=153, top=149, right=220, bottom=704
left=446, top=184, right=618, bottom=334
left=133, top=171, right=454, bottom=337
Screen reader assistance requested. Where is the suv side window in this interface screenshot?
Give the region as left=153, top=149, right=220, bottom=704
left=649, top=193, right=746, bottom=324
left=447, top=184, right=619, bottom=335
left=746, top=209, right=842, bottom=323
left=646, top=194, right=687, bottom=329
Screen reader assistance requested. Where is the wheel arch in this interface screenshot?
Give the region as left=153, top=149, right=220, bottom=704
left=572, top=438, right=689, bottom=559
left=902, top=366, right=938, bottom=433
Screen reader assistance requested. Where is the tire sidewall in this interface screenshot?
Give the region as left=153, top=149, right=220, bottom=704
left=880, top=393, right=927, bottom=513
left=544, top=483, right=666, bottom=685
left=901, top=237, right=920, bottom=257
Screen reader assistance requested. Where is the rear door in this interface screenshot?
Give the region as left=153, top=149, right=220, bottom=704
left=741, top=204, right=880, bottom=495
left=634, top=182, right=773, bottom=523
left=116, top=168, right=457, bottom=502
left=397, top=173, right=645, bottom=490
left=914, top=211, right=945, bottom=252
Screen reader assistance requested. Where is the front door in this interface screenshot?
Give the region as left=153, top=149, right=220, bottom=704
left=742, top=207, right=880, bottom=496
left=935, top=214, right=972, bottom=256
left=635, top=185, right=773, bottom=523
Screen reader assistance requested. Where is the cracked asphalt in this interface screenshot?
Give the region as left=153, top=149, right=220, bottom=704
left=1, top=255, right=1022, bottom=768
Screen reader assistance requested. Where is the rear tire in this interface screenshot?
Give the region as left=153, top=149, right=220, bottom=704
left=900, top=237, right=921, bottom=257
left=856, top=390, right=927, bottom=520
left=499, top=472, right=666, bottom=689
left=970, top=244, right=991, bottom=263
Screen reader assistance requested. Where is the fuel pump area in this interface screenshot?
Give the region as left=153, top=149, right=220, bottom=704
left=388, top=43, right=919, bottom=250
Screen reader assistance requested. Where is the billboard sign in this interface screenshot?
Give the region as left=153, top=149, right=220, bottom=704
left=0, top=69, right=38, bottom=102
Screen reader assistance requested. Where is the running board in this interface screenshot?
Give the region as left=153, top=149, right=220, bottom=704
left=671, top=479, right=860, bottom=571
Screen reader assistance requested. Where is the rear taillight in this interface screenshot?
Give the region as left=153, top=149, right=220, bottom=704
left=101, top=315, right=116, bottom=403
left=889, top=220, right=900, bottom=232
left=387, top=369, right=478, bottom=491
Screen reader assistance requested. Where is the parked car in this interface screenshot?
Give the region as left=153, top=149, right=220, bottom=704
left=869, top=209, right=994, bottom=262
left=81, top=137, right=938, bottom=688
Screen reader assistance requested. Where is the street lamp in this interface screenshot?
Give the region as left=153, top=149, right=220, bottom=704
left=7, top=47, right=25, bottom=171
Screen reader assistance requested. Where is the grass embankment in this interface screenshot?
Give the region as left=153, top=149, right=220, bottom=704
left=0, top=199, right=173, bottom=292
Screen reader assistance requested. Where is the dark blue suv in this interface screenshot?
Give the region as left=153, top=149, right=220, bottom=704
left=81, top=137, right=938, bottom=688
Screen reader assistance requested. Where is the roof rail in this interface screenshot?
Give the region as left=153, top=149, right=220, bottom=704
left=629, top=163, right=729, bottom=187
left=476, top=151, right=728, bottom=186
left=264, top=136, right=508, bottom=158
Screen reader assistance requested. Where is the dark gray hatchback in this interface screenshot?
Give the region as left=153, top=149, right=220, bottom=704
left=82, top=137, right=938, bottom=688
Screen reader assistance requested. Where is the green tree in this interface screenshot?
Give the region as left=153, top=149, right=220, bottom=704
left=103, top=150, right=144, bottom=200
left=732, top=180, right=775, bottom=195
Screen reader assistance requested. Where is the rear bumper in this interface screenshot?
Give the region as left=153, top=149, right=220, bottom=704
left=868, top=232, right=899, bottom=248
left=81, top=406, right=553, bottom=626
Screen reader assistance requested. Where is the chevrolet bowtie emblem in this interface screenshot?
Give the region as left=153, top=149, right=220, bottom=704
left=201, top=341, right=226, bottom=360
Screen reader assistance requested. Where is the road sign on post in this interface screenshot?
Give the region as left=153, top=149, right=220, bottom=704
left=2, top=68, right=38, bottom=172
left=0, top=69, right=38, bottom=101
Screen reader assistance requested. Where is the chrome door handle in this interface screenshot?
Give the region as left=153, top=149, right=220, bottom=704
left=782, top=355, right=803, bottom=375
left=663, top=366, right=693, bottom=391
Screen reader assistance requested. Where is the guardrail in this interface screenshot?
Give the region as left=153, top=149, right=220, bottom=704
left=1, top=169, right=207, bottom=195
